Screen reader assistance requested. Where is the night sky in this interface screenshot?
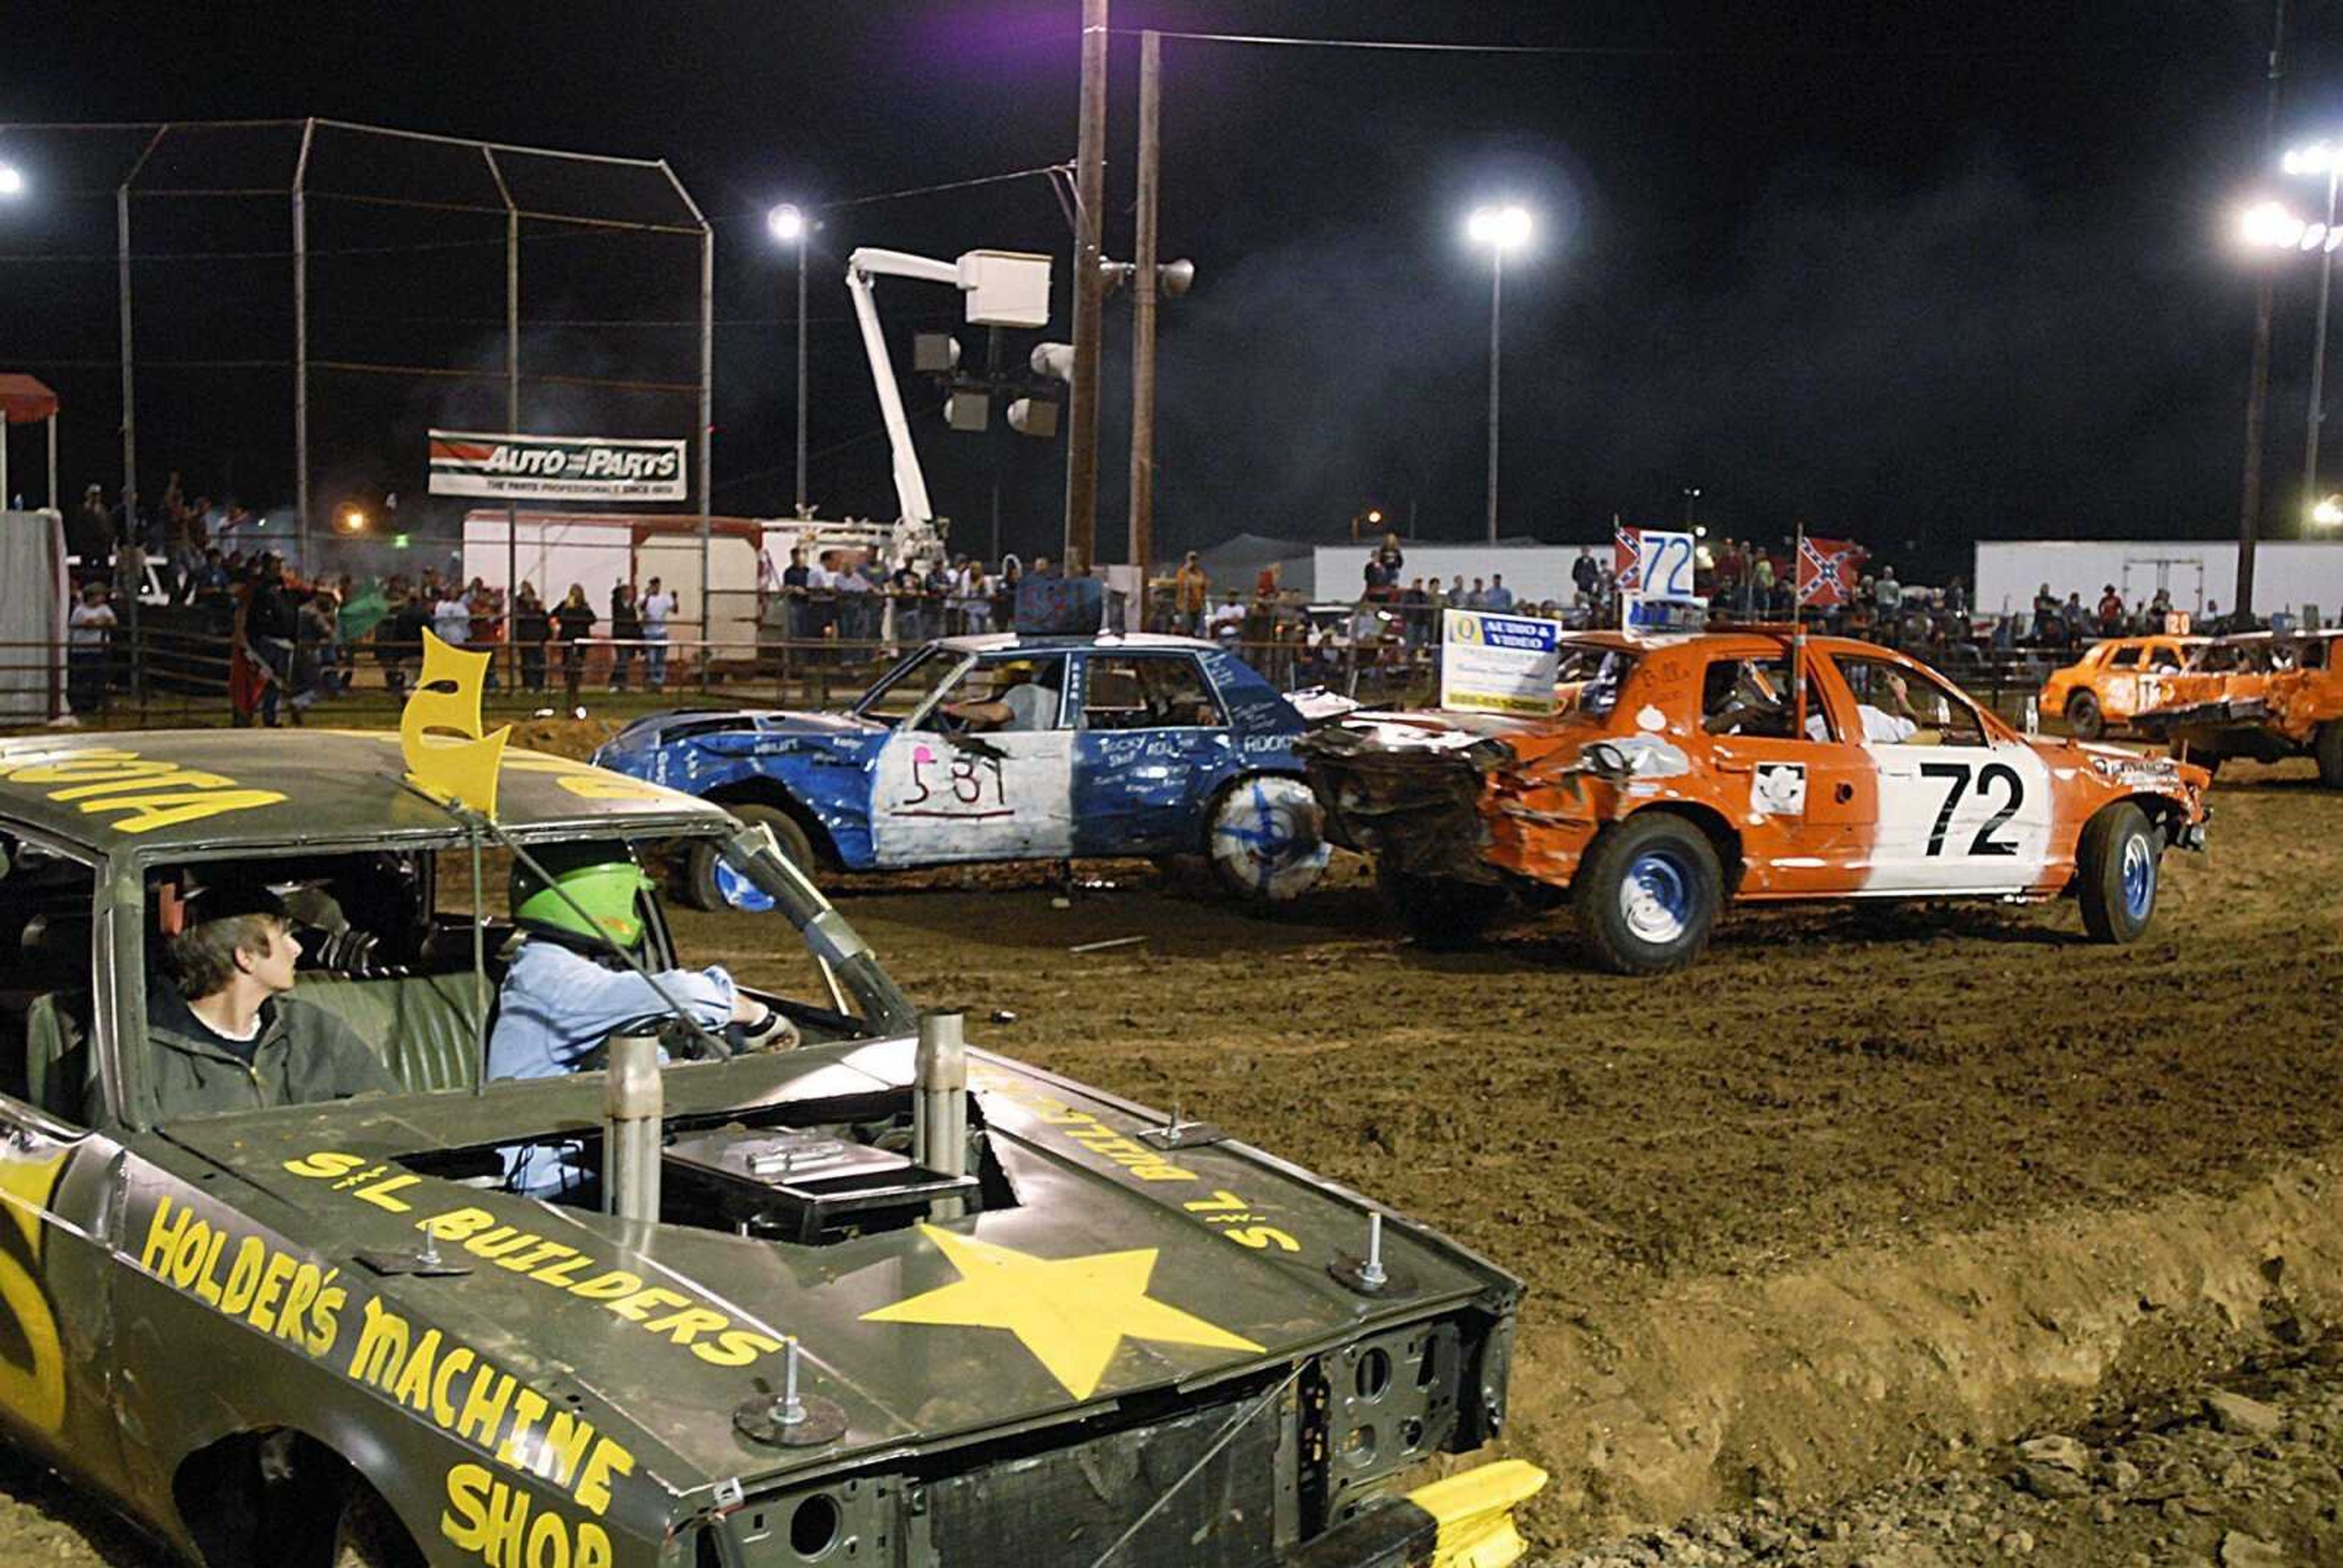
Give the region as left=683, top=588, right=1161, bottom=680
left=5, top=0, right=2342, bottom=579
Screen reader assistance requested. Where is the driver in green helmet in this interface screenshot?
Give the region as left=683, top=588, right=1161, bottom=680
left=488, top=842, right=793, bottom=1192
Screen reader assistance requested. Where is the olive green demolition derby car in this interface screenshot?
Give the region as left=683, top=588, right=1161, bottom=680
left=0, top=721, right=1539, bottom=1566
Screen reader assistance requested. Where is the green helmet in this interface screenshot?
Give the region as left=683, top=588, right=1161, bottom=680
left=512, top=843, right=653, bottom=949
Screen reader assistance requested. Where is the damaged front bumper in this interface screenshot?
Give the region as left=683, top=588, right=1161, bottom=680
left=699, top=1301, right=1533, bottom=1568
left=1297, top=726, right=1509, bottom=883
left=1290, top=1461, right=1548, bottom=1568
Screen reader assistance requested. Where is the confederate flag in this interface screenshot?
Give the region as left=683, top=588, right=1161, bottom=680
left=1613, top=525, right=1642, bottom=594
left=1796, top=536, right=1867, bottom=610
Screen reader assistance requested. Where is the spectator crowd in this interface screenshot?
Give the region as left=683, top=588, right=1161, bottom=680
left=36, top=479, right=2275, bottom=726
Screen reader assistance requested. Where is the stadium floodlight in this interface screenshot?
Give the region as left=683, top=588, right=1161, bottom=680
left=1465, top=203, right=1536, bottom=542
left=2314, top=495, right=2343, bottom=527
left=2285, top=141, right=2336, bottom=178
left=2240, top=200, right=2309, bottom=250
left=0, top=164, right=23, bottom=199
left=767, top=203, right=805, bottom=244
left=1466, top=204, right=1532, bottom=252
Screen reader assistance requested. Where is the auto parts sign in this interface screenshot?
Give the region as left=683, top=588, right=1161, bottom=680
left=428, top=430, right=686, bottom=502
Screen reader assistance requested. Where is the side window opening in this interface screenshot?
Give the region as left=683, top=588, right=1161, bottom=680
left=1833, top=656, right=1986, bottom=747
left=1699, top=656, right=1837, bottom=742
left=917, top=655, right=1068, bottom=734
left=0, top=840, right=98, bottom=1125
left=2107, top=646, right=2142, bottom=668
left=1082, top=656, right=1225, bottom=730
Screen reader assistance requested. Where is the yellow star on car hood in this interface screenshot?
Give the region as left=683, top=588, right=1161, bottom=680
left=861, top=1223, right=1264, bottom=1400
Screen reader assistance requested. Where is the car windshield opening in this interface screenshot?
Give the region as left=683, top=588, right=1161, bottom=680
left=852, top=646, right=968, bottom=722
left=1556, top=644, right=1637, bottom=717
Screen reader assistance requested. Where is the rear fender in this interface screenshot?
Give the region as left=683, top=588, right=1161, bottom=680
left=1622, top=801, right=1747, bottom=901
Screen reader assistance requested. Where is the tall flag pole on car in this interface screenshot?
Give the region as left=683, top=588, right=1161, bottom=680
left=1791, top=519, right=1808, bottom=742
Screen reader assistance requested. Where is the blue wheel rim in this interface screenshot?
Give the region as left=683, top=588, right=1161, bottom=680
left=2120, top=833, right=2154, bottom=920
left=713, top=858, right=776, bottom=913
left=1619, top=847, right=1694, bottom=944
left=1212, top=779, right=1331, bottom=899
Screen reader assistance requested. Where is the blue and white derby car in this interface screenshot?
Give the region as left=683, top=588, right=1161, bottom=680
left=593, top=633, right=1334, bottom=905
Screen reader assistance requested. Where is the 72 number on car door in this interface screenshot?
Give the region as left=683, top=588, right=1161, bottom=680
left=1917, top=761, right=2024, bottom=857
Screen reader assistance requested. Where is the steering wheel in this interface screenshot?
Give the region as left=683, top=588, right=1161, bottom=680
left=658, top=1015, right=733, bottom=1063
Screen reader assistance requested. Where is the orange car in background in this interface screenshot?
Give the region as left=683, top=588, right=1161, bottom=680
left=1300, top=629, right=2211, bottom=974
left=2133, top=628, right=2343, bottom=784
left=2037, top=635, right=2206, bottom=739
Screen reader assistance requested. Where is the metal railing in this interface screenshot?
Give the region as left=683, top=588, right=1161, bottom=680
left=0, top=593, right=2092, bottom=734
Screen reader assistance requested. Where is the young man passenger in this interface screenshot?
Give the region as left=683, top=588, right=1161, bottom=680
left=146, top=877, right=398, bottom=1119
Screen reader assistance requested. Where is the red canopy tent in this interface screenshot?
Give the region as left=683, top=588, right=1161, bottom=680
left=0, top=373, right=62, bottom=514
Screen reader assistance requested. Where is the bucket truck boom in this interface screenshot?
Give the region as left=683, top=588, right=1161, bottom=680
left=843, top=246, right=1053, bottom=565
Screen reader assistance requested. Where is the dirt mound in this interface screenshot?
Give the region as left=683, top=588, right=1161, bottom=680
left=506, top=715, right=629, bottom=761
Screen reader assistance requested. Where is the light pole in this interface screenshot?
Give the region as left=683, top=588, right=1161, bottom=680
left=1466, top=204, right=1531, bottom=544
left=2239, top=197, right=2343, bottom=533
left=2281, top=142, right=2343, bottom=524
left=768, top=203, right=811, bottom=514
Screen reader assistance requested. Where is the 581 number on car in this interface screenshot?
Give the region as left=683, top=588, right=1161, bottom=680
left=1918, top=761, right=2024, bottom=857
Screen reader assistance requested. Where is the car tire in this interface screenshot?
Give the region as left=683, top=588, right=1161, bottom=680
left=1206, top=775, right=1332, bottom=902
left=1572, top=813, right=1723, bottom=976
left=2317, top=721, right=2343, bottom=788
left=1376, top=858, right=1499, bottom=948
left=2065, top=691, right=2104, bottom=741
left=331, top=1483, right=424, bottom=1568
left=2076, top=801, right=2159, bottom=944
left=685, top=804, right=816, bottom=910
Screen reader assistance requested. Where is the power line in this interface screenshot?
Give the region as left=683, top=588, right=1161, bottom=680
left=811, top=162, right=1075, bottom=214
left=1120, top=27, right=2158, bottom=59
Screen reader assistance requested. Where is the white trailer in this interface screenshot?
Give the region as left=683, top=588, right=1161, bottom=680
left=1972, top=540, right=2343, bottom=623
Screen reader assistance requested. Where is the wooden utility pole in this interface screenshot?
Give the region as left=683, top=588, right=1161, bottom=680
left=1064, top=0, right=1109, bottom=567
left=2239, top=0, right=2288, bottom=619
left=1127, top=29, right=1162, bottom=580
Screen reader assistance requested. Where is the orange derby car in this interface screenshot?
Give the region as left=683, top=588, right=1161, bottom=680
left=1298, top=628, right=2211, bottom=974
left=2037, top=634, right=2205, bottom=739
left=2133, top=628, right=2343, bottom=784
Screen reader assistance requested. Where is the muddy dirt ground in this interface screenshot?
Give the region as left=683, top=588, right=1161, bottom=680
left=4, top=756, right=2340, bottom=1563
left=1549, top=1336, right=2343, bottom=1567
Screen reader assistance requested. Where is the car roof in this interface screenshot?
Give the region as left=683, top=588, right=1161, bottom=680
left=0, top=728, right=730, bottom=856
left=932, top=631, right=1220, bottom=655
left=1559, top=625, right=1899, bottom=658
left=2206, top=627, right=2342, bottom=644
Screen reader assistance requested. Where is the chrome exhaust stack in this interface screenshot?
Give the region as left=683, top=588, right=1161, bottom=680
left=602, top=1030, right=664, bottom=1223
left=914, top=1012, right=968, bottom=1219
